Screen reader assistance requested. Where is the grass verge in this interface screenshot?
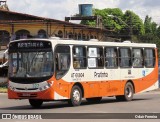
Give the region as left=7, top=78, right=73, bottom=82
left=0, top=87, right=7, bottom=93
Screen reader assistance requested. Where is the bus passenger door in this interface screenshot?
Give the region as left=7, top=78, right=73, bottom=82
left=108, top=69, right=121, bottom=96
left=104, top=47, right=120, bottom=96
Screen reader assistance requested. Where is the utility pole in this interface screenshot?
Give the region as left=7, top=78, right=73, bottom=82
left=108, top=15, right=133, bottom=42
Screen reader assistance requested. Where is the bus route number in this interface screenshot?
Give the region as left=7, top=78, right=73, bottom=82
left=71, top=73, right=84, bottom=78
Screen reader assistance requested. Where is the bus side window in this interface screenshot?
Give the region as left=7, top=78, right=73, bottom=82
left=144, top=48, right=155, bottom=67
left=105, top=47, right=118, bottom=68
left=87, top=46, right=104, bottom=68
left=55, top=45, right=70, bottom=79
left=132, top=48, right=143, bottom=68
left=119, top=48, right=131, bottom=68
left=73, top=46, right=87, bottom=69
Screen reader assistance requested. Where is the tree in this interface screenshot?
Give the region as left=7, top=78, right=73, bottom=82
left=156, top=26, right=160, bottom=38
left=80, top=8, right=160, bottom=49
left=144, top=15, right=152, bottom=34
left=151, top=22, right=157, bottom=35
left=81, top=8, right=124, bottom=32
left=80, top=9, right=144, bottom=40
left=123, top=10, right=144, bottom=36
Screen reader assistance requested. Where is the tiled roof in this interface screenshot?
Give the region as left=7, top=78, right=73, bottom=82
left=0, top=9, right=112, bottom=32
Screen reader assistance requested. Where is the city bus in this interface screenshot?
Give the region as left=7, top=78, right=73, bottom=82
left=8, top=38, right=159, bottom=108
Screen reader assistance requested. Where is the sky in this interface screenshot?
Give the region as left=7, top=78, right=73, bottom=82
left=5, top=0, right=160, bottom=24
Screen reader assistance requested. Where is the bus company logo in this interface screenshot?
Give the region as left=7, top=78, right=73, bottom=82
left=142, top=70, right=146, bottom=76
left=2, top=114, right=11, bottom=119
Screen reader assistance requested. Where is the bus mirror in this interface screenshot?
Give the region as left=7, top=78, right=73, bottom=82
left=2, top=49, right=8, bottom=64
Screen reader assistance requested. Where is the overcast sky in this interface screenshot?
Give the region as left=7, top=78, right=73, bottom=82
left=6, top=0, right=160, bottom=24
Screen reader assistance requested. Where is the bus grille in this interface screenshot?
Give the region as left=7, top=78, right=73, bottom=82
left=16, top=88, right=38, bottom=90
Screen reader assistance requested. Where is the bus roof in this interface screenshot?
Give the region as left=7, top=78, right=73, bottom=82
left=10, top=38, right=157, bottom=48
left=50, top=39, right=156, bottom=48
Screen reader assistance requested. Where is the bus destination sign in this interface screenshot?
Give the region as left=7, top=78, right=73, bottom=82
left=9, top=40, right=51, bottom=51
left=17, top=42, right=44, bottom=48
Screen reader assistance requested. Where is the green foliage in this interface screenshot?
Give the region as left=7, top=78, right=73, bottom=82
left=0, top=87, right=7, bottom=93
left=123, top=10, right=144, bottom=36
left=144, top=15, right=153, bottom=34
left=81, top=8, right=144, bottom=38
left=80, top=8, right=160, bottom=55
left=81, top=8, right=124, bottom=32
left=151, top=22, right=157, bottom=35
left=80, top=20, right=96, bottom=27
left=157, top=26, right=160, bottom=38
left=141, top=15, right=160, bottom=55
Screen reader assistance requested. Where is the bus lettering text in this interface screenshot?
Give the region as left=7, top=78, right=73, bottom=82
left=71, top=73, right=84, bottom=78
left=94, top=72, right=108, bottom=78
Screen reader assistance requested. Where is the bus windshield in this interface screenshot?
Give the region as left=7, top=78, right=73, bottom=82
left=9, top=51, right=54, bottom=78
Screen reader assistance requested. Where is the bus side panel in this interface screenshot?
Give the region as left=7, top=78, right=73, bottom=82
left=134, top=66, right=158, bottom=93
left=97, top=81, right=109, bottom=97
left=134, top=50, right=158, bottom=93
left=52, top=60, right=158, bottom=99
left=53, top=79, right=126, bottom=99
left=53, top=78, right=72, bottom=99
left=82, top=82, right=100, bottom=98
left=108, top=80, right=125, bottom=96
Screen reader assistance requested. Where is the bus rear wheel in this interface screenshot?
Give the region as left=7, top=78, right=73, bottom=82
left=29, top=99, right=43, bottom=108
left=86, top=97, right=102, bottom=103
left=116, top=82, right=134, bottom=101
left=68, top=85, right=82, bottom=106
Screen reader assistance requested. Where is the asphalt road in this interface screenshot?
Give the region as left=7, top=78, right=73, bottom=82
left=0, top=91, right=160, bottom=122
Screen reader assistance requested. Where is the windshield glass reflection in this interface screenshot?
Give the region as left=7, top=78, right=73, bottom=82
left=9, top=51, right=54, bottom=78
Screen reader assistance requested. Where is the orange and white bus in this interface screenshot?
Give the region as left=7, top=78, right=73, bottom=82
left=8, top=38, right=159, bottom=108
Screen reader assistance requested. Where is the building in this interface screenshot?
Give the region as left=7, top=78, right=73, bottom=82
left=1, top=8, right=116, bottom=49
left=0, top=1, right=119, bottom=56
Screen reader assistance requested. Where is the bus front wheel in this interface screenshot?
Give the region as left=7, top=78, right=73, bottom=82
left=29, top=99, right=43, bottom=108
left=68, top=85, right=82, bottom=106
left=116, top=82, right=134, bottom=101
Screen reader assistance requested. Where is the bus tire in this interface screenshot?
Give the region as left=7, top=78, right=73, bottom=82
left=68, top=85, right=82, bottom=106
left=116, top=82, right=134, bottom=101
left=86, top=97, right=102, bottom=103
left=29, top=99, right=43, bottom=108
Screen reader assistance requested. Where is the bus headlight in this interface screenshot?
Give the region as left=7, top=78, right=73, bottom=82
left=44, top=85, right=49, bottom=89
left=39, top=81, right=54, bottom=91
left=9, top=85, right=15, bottom=91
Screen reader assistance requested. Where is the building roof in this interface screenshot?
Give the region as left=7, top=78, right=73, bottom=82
left=0, top=9, right=46, bottom=20
left=0, top=9, right=111, bottom=32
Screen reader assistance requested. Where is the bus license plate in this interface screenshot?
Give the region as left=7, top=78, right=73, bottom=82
left=22, top=93, right=31, bottom=96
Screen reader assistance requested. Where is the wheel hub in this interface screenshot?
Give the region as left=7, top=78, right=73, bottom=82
left=73, top=89, right=80, bottom=102
left=126, top=87, right=132, bottom=97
